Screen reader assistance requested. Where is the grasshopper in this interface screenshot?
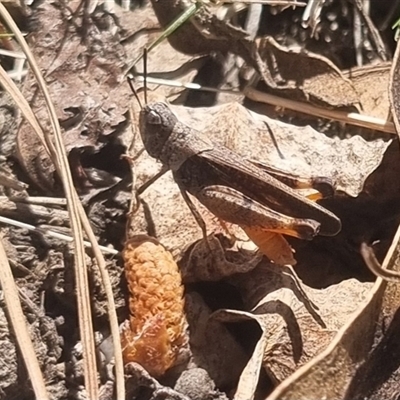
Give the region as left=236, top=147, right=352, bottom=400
left=135, top=100, right=341, bottom=243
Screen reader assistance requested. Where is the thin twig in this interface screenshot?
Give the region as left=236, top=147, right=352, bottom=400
left=3, top=196, right=67, bottom=206
left=0, top=216, right=118, bottom=255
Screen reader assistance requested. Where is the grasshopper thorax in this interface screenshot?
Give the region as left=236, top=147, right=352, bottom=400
left=139, top=102, right=178, bottom=161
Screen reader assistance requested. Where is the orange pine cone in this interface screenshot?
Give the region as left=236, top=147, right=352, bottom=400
left=120, top=235, right=187, bottom=377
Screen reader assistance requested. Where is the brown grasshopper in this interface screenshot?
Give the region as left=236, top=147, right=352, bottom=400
left=135, top=100, right=341, bottom=243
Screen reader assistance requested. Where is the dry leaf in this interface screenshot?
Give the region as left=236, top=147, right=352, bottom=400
left=265, top=225, right=400, bottom=399
left=182, top=233, right=263, bottom=282
left=345, top=62, right=391, bottom=119
left=185, top=292, right=248, bottom=389
left=256, top=37, right=359, bottom=108
left=213, top=262, right=373, bottom=399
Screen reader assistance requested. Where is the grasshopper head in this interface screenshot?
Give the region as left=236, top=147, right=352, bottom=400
left=139, top=102, right=178, bottom=160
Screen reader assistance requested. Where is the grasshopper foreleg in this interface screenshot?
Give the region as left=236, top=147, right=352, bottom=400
left=131, top=166, right=169, bottom=216
left=136, top=165, right=169, bottom=197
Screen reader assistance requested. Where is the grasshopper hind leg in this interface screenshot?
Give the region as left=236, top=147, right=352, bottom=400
left=195, top=185, right=321, bottom=240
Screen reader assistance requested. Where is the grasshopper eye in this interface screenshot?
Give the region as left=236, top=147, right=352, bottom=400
left=147, top=110, right=162, bottom=125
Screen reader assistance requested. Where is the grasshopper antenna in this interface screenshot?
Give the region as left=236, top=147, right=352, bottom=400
left=143, top=47, right=148, bottom=105
left=127, top=47, right=148, bottom=108
left=127, top=75, right=143, bottom=109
